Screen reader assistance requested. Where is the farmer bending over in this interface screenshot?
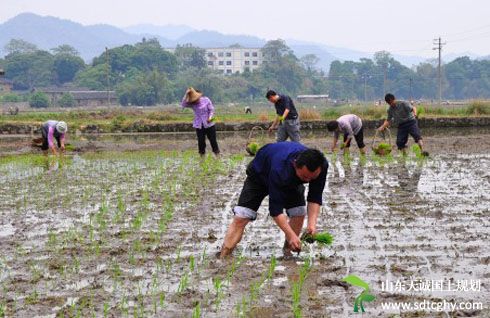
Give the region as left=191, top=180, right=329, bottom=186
left=327, top=114, right=366, bottom=155
left=40, top=120, right=67, bottom=155
left=378, top=93, right=426, bottom=155
left=219, top=142, right=328, bottom=258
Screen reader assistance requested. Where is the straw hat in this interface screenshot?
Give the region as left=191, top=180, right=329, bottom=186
left=185, top=87, right=203, bottom=103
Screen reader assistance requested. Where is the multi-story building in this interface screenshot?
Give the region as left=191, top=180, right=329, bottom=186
left=165, top=47, right=265, bottom=74
left=204, top=48, right=264, bottom=74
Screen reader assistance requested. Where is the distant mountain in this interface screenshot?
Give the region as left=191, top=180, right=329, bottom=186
left=0, top=13, right=172, bottom=61
left=124, top=24, right=195, bottom=40
left=0, top=13, right=482, bottom=69
left=176, top=30, right=265, bottom=48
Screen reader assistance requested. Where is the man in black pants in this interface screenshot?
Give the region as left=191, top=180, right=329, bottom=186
left=219, top=142, right=328, bottom=258
left=378, top=93, right=427, bottom=155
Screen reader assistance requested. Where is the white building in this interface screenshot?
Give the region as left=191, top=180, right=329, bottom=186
left=204, top=48, right=264, bottom=74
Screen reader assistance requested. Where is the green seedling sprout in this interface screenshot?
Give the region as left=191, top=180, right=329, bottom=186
left=301, top=232, right=334, bottom=246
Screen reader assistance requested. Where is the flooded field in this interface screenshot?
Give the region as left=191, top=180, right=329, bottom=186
left=0, top=129, right=489, bottom=317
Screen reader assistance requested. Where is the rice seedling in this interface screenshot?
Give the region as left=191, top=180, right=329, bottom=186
left=189, top=255, right=195, bottom=272
left=301, top=232, right=334, bottom=246
left=192, top=301, right=201, bottom=318
left=373, top=142, right=392, bottom=156
left=213, top=277, right=225, bottom=309
left=177, top=272, right=190, bottom=294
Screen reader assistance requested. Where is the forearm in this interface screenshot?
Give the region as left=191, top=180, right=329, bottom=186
left=331, top=137, right=338, bottom=150
left=273, top=214, right=297, bottom=239
left=271, top=117, right=279, bottom=128
left=306, top=202, right=320, bottom=233
left=282, top=108, right=290, bottom=119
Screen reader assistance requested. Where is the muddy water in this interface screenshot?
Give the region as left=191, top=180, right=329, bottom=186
left=0, top=129, right=489, bottom=317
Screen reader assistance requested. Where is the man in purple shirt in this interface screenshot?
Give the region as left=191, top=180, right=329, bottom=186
left=327, top=114, right=366, bottom=155
left=181, top=87, right=220, bottom=156
left=41, top=120, right=67, bottom=155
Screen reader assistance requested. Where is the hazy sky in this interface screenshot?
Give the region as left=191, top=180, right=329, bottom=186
left=2, top=0, right=490, bottom=56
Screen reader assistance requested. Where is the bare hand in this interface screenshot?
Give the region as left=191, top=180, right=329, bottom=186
left=287, top=234, right=301, bottom=252
left=306, top=224, right=316, bottom=235
left=377, top=126, right=385, bottom=132
left=60, top=145, right=65, bottom=152
left=268, top=126, right=275, bottom=133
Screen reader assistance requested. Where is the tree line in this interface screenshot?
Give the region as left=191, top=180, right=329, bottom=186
left=1, top=38, right=489, bottom=106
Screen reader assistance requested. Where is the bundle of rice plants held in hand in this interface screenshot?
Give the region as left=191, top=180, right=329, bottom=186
left=301, top=232, right=334, bottom=246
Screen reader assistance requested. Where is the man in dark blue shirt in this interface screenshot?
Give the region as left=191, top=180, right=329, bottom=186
left=266, top=90, right=301, bottom=142
left=219, top=142, right=328, bottom=258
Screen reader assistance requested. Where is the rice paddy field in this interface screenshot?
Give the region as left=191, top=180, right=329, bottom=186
left=0, top=127, right=489, bottom=317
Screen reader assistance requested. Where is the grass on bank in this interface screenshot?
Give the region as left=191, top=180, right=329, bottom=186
left=0, top=101, right=488, bottom=132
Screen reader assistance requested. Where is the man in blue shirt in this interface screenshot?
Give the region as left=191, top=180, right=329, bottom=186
left=219, top=142, right=328, bottom=258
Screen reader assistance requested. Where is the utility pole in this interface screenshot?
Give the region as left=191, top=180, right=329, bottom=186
left=433, top=37, right=446, bottom=105
left=409, top=77, right=413, bottom=102
left=105, top=47, right=110, bottom=105
left=383, top=63, right=387, bottom=96
left=362, top=75, right=369, bottom=102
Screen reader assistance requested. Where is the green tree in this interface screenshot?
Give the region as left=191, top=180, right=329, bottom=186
left=51, top=44, right=80, bottom=56
left=4, top=50, right=54, bottom=90
left=53, top=54, right=85, bottom=84
left=58, top=93, right=76, bottom=107
left=29, top=92, right=50, bottom=108
left=4, top=39, right=38, bottom=55
left=174, top=44, right=206, bottom=69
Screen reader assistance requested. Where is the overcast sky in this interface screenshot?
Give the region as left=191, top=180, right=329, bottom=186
left=2, top=0, right=490, bottom=57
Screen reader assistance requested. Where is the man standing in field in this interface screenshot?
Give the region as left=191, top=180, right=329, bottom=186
left=327, top=114, right=366, bottom=155
left=266, top=90, right=301, bottom=142
left=219, top=142, right=328, bottom=258
left=378, top=93, right=427, bottom=155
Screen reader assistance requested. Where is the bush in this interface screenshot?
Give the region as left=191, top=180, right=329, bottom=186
left=58, top=93, right=76, bottom=107
left=299, top=108, right=321, bottom=120
left=29, top=92, right=50, bottom=108
left=1, top=93, right=20, bottom=103
left=466, top=101, right=490, bottom=115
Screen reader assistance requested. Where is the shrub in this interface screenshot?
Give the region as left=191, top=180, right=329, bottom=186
left=258, top=112, right=269, bottom=122
left=299, top=108, right=321, bottom=120
left=1, top=93, right=20, bottom=103
left=58, top=93, right=76, bottom=107
left=29, top=92, right=50, bottom=108
left=466, top=101, right=490, bottom=115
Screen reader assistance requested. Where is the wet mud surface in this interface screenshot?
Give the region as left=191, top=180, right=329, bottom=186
left=0, top=128, right=489, bottom=317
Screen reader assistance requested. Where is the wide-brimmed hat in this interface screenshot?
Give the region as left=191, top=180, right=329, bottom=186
left=185, top=87, right=203, bottom=103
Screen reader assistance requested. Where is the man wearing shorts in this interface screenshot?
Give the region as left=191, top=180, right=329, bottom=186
left=378, top=93, right=426, bottom=155
left=327, top=114, right=366, bottom=155
left=219, top=142, right=328, bottom=258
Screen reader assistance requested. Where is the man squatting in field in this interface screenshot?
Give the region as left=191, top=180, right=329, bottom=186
left=378, top=93, right=426, bottom=155
left=219, top=142, right=328, bottom=258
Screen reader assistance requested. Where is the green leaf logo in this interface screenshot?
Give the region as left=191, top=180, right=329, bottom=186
left=342, top=275, right=376, bottom=313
